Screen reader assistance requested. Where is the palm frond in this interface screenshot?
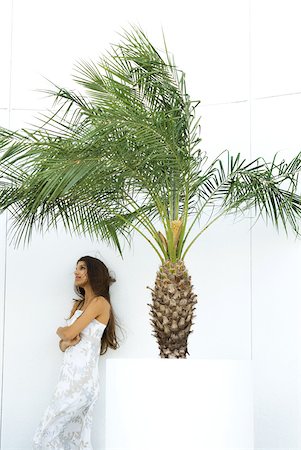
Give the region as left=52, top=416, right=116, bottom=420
left=183, top=150, right=301, bottom=255
left=1, top=24, right=301, bottom=261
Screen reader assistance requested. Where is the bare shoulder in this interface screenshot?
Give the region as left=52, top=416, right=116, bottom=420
left=93, top=296, right=111, bottom=323
left=93, top=296, right=111, bottom=311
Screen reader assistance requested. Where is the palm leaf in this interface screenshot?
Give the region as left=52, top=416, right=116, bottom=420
left=0, top=24, right=301, bottom=262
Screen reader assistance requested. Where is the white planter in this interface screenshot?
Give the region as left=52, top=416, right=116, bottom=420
left=105, top=359, right=254, bottom=450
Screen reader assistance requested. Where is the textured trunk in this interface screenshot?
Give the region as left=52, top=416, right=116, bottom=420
left=147, top=260, right=197, bottom=358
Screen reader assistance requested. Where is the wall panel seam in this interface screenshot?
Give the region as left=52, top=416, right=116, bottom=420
left=0, top=1, right=14, bottom=449
left=249, top=0, right=253, bottom=362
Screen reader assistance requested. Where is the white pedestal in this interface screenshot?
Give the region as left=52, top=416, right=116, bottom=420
left=105, top=359, right=254, bottom=450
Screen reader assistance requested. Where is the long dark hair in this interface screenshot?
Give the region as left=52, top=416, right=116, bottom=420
left=68, top=255, right=121, bottom=355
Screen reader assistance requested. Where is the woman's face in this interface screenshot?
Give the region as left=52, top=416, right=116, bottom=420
left=74, top=260, right=89, bottom=288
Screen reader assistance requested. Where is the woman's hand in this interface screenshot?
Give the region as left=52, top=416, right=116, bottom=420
left=59, top=334, right=81, bottom=352
left=56, top=326, right=69, bottom=339
left=65, top=335, right=81, bottom=346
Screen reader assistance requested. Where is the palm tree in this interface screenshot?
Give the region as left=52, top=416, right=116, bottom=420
left=1, top=25, right=301, bottom=358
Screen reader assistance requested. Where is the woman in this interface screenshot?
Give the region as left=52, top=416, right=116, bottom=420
left=32, top=255, right=120, bottom=449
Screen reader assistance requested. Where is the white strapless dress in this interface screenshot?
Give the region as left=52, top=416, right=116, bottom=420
left=32, top=310, right=106, bottom=449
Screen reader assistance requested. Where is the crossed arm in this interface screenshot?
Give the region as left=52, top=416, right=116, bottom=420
left=59, top=338, right=73, bottom=352
left=56, top=298, right=104, bottom=341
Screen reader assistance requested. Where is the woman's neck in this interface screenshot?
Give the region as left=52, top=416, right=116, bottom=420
left=83, top=286, right=97, bottom=304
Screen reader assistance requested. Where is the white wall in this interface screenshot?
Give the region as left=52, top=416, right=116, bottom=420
left=0, top=0, right=301, bottom=449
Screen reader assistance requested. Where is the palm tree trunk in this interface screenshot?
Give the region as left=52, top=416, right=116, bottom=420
left=147, top=260, right=197, bottom=358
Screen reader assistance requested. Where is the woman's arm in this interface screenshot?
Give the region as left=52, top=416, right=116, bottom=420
left=59, top=335, right=81, bottom=352
left=56, top=298, right=105, bottom=341
left=59, top=339, right=69, bottom=352
left=57, top=300, right=84, bottom=341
